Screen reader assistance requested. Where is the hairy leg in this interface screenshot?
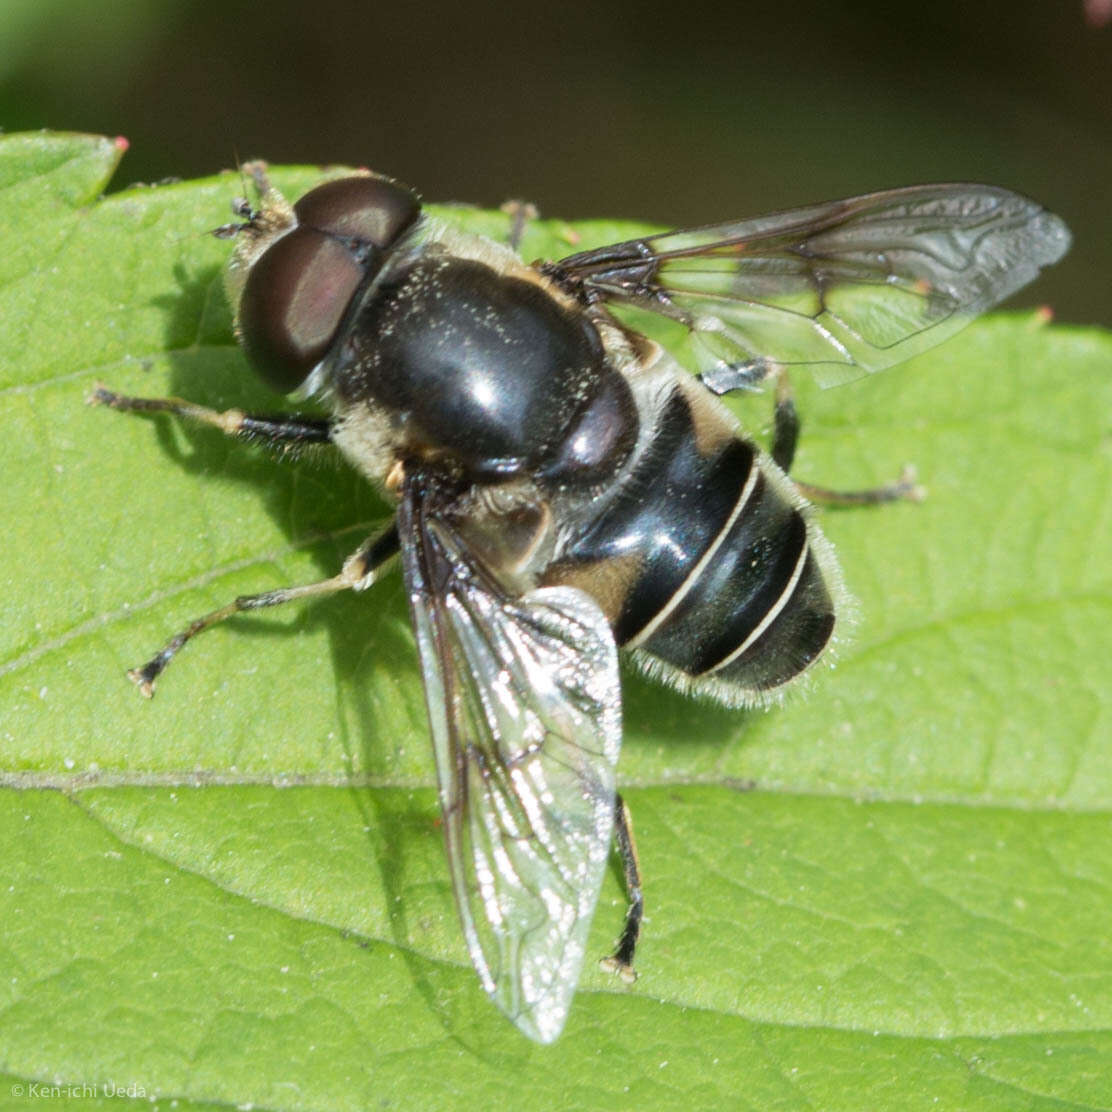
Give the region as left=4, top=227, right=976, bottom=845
left=599, top=793, right=643, bottom=984
left=127, top=523, right=399, bottom=696
left=770, top=372, right=925, bottom=504
left=91, top=385, right=334, bottom=455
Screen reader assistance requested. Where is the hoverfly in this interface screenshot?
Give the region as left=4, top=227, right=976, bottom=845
left=94, top=165, right=1069, bottom=1041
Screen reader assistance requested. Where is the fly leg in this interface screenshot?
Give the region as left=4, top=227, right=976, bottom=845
left=90, top=384, right=334, bottom=456
left=91, top=386, right=398, bottom=694
left=600, top=793, right=643, bottom=984
left=794, top=468, right=924, bottom=506
left=126, top=524, right=400, bottom=696
left=500, top=199, right=539, bottom=252
left=771, top=371, right=925, bottom=504
left=770, top=369, right=801, bottom=473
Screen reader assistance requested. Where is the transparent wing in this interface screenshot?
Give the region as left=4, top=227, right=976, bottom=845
left=547, top=184, right=1071, bottom=390
left=398, top=474, right=622, bottom=1043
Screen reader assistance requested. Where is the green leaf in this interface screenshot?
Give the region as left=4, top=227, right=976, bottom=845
left=2, top=130, right=1111, bottom=1110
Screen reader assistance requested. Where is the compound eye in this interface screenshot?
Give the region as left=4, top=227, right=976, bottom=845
left=238, top=225, right=364, bottom=394
left=294, top=175, right=421, bottom=249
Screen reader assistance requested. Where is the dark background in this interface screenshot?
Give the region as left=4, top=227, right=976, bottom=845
left=2, top=0, right=1108, bottom=324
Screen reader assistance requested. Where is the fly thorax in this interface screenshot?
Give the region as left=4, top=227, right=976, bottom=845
left=330, top=253, right=637, bottom=485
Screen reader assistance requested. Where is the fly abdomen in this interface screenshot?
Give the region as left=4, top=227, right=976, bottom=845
left=545, top=381, right=837, bottom=701
left=634, top=469, right=835, bottom=694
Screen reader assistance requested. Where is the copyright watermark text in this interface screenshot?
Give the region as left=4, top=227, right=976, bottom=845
left=11, top=1081, right=148, bottom=1100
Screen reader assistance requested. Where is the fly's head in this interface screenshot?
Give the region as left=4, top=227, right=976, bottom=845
left=217, top=164, right=423, bottom=397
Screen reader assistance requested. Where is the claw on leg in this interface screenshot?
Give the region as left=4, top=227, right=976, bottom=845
left=599, top=954, right=638, bottom=985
